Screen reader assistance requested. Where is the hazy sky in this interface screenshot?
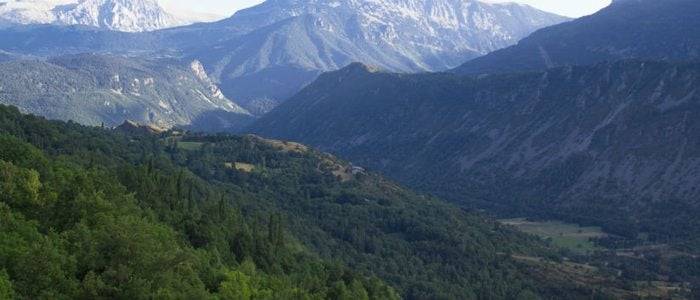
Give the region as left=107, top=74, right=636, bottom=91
left=160, top=0, right=612, bottom=19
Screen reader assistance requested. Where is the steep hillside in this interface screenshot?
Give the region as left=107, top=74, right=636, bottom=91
left=0, top=104, right=638, bottom=299
left=0, top=54, right=250, bottom=128
left=454, top=0, right=700, bottom=75
left=249, top=60, right=700, bottom=247
left=0, top=104, right=400, bottom=299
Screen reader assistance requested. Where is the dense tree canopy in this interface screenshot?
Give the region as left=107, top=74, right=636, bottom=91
left=0, top=105, right=612, bottom=299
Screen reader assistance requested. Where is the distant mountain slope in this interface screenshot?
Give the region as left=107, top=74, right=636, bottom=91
left=0, top=49, right=27, bottom=62
left=454, top=0, right=700, bottom=75
left=249, top=60, right=700, bottom=244
left=0, top=24, right=159, bottom=56
left=190, top=0, right=568, bottom=113
left=0, top=0, right=200, bottom=32
left=0, top=54, right=250, bottom=128
left=0, top=0, right=567, bottom=115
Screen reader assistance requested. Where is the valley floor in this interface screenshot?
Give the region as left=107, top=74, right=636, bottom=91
left=501, top=218, right=694, bottom=299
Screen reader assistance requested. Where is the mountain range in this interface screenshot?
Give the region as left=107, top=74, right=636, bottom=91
left=188, top=0, right=569, bottom=112
left=249, top=0, right=700, bottom=245
left=0, top=0, right=568, bottom=114
left=0, top=54, right=250, bottom=128
left=0, top=0, right=210, bottom=32
left=1, top=0, right=700, bottom=298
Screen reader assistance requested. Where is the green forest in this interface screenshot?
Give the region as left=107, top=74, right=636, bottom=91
left=0, top=104, right=656, bottom=299
left=0, top=105, right=403, bottom=299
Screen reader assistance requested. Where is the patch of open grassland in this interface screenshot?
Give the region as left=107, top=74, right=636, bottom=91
left=501, top=218, right=607, bottom=254
left=177, top=141, right=204, bottom=151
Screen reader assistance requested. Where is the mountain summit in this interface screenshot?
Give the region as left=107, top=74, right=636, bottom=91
left=0, top=0, right=569, bottom=119
left=192, top=0, right=569, bottom=113
left=0, top=0, right=201, bottom=32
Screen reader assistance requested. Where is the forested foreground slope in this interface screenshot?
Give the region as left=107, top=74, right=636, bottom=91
left=0, top=105, right=644, bottom=299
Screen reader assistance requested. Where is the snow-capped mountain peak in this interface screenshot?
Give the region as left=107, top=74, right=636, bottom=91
left=0, top=0, right=211, bottom=32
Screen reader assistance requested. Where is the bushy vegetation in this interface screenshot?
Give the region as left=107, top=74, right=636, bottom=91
left=0, top=105, right=397, bottom=299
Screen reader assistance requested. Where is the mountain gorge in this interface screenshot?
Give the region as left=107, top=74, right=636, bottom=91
left=250, top=60, right=700, bottom=244
left=0, top=54, right=250, bottom=128
left=2, top=0, right=700, bottom=298
left=242, top=0, right=700, bottom=295
left=249, top=0, right=700, bottom=251
left=0, top=104, right=634, bottom=299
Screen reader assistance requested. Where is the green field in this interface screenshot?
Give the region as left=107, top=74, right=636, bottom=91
left=177, top=141, right=204, bottom=151
left=500, top=218, right=607, bottom=255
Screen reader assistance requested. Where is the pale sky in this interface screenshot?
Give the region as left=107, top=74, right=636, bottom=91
left=160, top=0, right=612, bottom=19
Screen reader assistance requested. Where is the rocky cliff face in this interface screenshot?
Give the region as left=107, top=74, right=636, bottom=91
left=190, top=0, right=568, bottom=113
left=249, top=60, right=700, bottom=239
left=0, top=0, right=197, bottom=32
left=0, top=0, right=568, bottom=114
left=0, top=54, right=250, bottom=128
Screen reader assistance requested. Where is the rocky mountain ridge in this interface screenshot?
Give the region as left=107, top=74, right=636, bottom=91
left=0, top=54, right=251, bottom=128
left=249, top=59, right=700, bottom=241
left=192, top=0, right=569, bottom=112
left=0, top=0, right=204, bottom=32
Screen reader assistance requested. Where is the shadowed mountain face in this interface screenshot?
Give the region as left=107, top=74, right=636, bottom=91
left=249, top=60, right=700, bottom=241
left=0, top=54, right=251, bottom=128
left=454, top=0, right=700, bottom=75
left=249, top=0, right=700, bottom=244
